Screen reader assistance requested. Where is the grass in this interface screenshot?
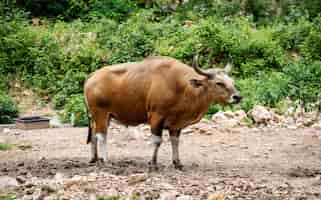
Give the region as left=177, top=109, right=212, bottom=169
left=0, top=143, right=14, bottom=151
left=0, top=193, right=16, bottom=200
left=98, top=196, right=124, bottom=200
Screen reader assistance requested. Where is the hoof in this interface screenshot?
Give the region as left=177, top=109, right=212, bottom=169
left=173, top=161, right=184, bottom=171
left=89, top=158, right=98, bottom=163
left=97, top=158, right=106, bottom=165
left=148, top=161, right=159, bottom=171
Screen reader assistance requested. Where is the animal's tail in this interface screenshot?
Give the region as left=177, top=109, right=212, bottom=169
left=84, top=94, right=92, bottom=144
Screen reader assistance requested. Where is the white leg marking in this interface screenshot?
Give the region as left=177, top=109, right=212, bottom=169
left=152, top=135, right=162, bottom=145
left=97, top=133, right=107, bottom=162
left=170, top=136, right=179, bottom=163
left=151, top=135, right=162, bottom=165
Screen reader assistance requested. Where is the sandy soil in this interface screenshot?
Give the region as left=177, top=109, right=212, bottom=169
left=1, top=123, right=321, bottom=199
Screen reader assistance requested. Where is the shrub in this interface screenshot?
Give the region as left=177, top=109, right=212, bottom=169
left=284, top=60, right=321, bottom=110
left=300, top=30, right=321, bottom=60
left=0, top=93, right=19, bottom=124
left=59, top=94, right=88, bottom=126
left=273, top=18, right=313, bottom=51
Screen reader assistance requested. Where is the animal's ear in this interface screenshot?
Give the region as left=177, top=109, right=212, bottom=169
left=189, top=79, right=205, bottom=88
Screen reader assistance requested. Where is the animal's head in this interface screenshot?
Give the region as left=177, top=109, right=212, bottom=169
left=189, top=57, right=242, bottom=105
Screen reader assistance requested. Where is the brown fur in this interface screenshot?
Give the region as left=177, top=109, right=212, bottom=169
left=84, top=57, right=220, bottom=132
left=84, top=56, right=241, bottom=166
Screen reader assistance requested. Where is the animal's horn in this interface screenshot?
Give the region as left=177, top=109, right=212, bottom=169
left=224, top=62, right=233, bottom=74
left=192, top=55, right=214, bottom=79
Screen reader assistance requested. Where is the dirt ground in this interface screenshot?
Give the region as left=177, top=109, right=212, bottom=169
left=1, top=122, right=321, bottom=199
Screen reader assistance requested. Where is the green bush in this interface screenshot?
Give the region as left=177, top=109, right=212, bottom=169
left=300, top=30, right=321, bottom=60
left=284, top=60, right=321, bottom=110
left=0, top=93, right=19, bottom=124
left=1, top=1, right=321, bottom=123
left=273, top=18, right=312, bottom=51
left=59, top=94, right=88, bottom=126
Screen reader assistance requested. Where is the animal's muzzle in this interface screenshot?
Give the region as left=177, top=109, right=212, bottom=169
left=231, top=94, right=242, bottom=104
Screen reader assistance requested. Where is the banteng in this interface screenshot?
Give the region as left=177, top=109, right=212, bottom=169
left=84, top=56, right=242, bottom=169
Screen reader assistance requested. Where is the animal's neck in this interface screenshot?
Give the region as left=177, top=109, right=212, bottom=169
left=184, top=86, right=213, bottom=113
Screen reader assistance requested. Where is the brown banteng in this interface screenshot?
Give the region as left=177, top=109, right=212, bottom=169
left=84, top=56, right=242, bottom=169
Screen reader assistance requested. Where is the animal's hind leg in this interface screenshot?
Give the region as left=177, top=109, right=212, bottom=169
left=89, top=127, right=98, bottom=163
left=93, top=111, right=110, bottom=163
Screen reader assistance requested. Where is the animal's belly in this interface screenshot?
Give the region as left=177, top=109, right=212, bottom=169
left=165, top=110, right=206, bottom=129
left=110, top=106, right=148, bottom=126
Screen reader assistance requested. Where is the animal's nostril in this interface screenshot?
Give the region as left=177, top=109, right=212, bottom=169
left=233, top=95, right=242, bottom=102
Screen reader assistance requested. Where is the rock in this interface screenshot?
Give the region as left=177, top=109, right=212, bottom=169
left=177, top=195, right=193, bottom=200
left=16, top=176, right=27, bottom=184
left=182, top=128, right=193, bottom=134
left=249, top=106, right=273, bottom=124
left=0, top=176, right=19, bottom=189
left=71, top=175, right=82, bottom=181
left=160, top=192, right=178, bottom=200
left=127, top=173, right=148, bottom=185
left=54, top=172, right=64, bottom=180
left=2, top=128, right=10, bottom=134
left=208, top=192, right=225, bottom=200
left=160, top=182, right=175, bottom=190
left=32, top=187, right=49, bottom=200
left=105, top=188, right=118, bottom=197
left=21, top=195, right=33, bottom=200
left=234, top=110, right=247, bottom=119
left=312, top=123, right=321, bottom=130
left=212, top=110, right=247, bottom=127
left=89, top=193, right=97, bottom=200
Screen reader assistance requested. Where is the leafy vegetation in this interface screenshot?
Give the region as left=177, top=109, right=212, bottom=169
left=0, top=0, right=320, bottom=125
left=0, top=143, right=14, bottom=151
left=0, top=92, right=19, bottom=124
left=98, top=196, right=124, bottom=200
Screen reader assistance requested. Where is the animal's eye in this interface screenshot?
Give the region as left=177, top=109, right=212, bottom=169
left=216, top=82, right=225, bottom=87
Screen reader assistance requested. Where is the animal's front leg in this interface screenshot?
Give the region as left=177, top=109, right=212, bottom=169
left=170, top=129, right=183, bottom=170
left=150, top=134, right=162, bottom=169
left=149, top=113, right=164, bottom=170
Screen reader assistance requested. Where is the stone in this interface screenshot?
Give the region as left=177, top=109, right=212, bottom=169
left=2, top=128, right=10, bottom=134
left=21, top=195, right=33, bottom=200
left=208, top=192, right=226, bottom=200
left=127, top=173, right=148, bottom=185
left=54, top=172, right=65, bottom=181
left=0, top=176, right=18, bottom=189
left=312, top=123, right=321, bottom=130
left=160, top=192, right=178, bottom=200
left=177, top=195, right=193, bottom=200
left=16, top=176, right=27, bottom=184
left=89, top=193, right=97, bottom=200
left=32, top=188, right=44, bottom=199
left=249, top=106, right=273, bottom=124
left=212, top=110, right=247, bottom=127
